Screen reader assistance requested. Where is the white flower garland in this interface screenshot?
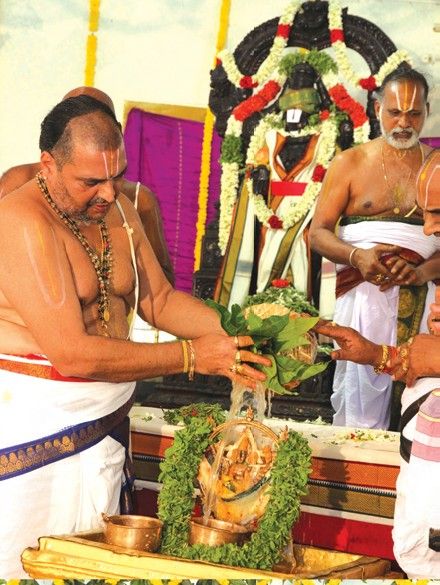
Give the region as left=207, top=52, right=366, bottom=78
left=218, top=0, right=300, bottom=88
left=245, top=114, right=338, bottom=229
left=328, top=0, right=412, bottom=88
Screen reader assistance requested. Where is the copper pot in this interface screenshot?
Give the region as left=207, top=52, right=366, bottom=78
left=102, top=513, right=163, bottom=552
left=189, top=517, right=251, bottom=546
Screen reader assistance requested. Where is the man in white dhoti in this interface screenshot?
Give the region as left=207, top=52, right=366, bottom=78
left=0, top=96, right=270, bottom=577
left=310, top=68, right=437, bottom=430
left=316, top=148, right=440, bottom=577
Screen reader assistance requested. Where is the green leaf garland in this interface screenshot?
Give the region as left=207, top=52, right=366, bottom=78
left=158, top=413, right=312, bottom=571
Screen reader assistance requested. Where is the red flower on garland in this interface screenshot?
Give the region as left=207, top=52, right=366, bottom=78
left=276, top=23, right=291, bottom=38
left=233, top=80, right=281, bottom=122
left=330, top=29, right=344, bottom=43
left=268, top=215, right=284, bottom=229
left=319, top=109, right=330, bottom=121
left=240, top=75, right=258, bottom=89
left=271, top=278, right=290, bottom=288
left=312, top=164, right=327, bottom=182
left=328, top=84, right=368, bottom=128
left=359, top=76, right=377, bottom=91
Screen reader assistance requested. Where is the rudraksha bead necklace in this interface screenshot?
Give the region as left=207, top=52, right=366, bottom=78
left=36, top=171, right=112, bottom=336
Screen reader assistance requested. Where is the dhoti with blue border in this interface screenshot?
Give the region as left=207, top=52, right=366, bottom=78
left=0, top=353, right=135, bottom=578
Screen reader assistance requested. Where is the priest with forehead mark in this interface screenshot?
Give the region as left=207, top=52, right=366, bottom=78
left=0, top=94, right=271, bottom=576
left=309, top=68, right=436, bottom=431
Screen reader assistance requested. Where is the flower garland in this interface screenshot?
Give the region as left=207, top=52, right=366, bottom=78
left=218, top=0, right=300, bottom=89
left=217, top=1, right=412, bottom=252
left=158, top=414, right=311, bottom=570
left=328, top=0, right=412, bottom=91
left=84, top=0, right=101, bottom=86
left=193, top=0, right=232, bottom=271
left=245, top=113, right=338, bottom=230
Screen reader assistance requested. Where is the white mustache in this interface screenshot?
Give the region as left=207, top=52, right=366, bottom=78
left=391, top=128, right=415, bottom=136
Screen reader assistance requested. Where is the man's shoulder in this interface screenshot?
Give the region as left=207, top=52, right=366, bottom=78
left=0, top=162, right=40, bottom=197
left=332, top=138, right=378, bottom=165
left=0, top=184, right=48, bottom=224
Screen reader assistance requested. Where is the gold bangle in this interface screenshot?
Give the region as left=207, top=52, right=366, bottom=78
left=187, top=339, right=195, bottom=381
left=349, top=247, right=359, bottom=268
left=181, top=340, right=189, bottom=374
left=374, top=344, right=390, bottom=374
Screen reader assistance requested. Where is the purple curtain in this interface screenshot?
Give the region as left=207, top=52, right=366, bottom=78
left=124, top=108, right=221, bottom=293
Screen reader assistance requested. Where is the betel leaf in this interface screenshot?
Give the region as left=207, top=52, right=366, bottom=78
left=205, top=299, right=236, bottom=335
left=229, top=303, right=247, bottom=334
left=275, top=316, right=320, bottom=351
left=246, top=310, right=289, bottom=338
left=205, top=298, right=328, bottom=394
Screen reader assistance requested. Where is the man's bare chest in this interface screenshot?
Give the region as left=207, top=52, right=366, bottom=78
left=349, top=159, right=420, bottom=217
left=64, top=226, right=136, bottom=307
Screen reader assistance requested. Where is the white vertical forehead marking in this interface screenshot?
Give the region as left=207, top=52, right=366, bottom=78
left=101, top=152, right=110, bottom=179
left=390, top=84, right=401, bottom=110
left=390, top=82, right=419, bottom=113
left=407, top=84, right=417, bottom=112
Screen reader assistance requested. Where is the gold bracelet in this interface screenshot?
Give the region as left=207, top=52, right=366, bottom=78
left=187, top=339, right=195, bottom=381
left=349, top=247, right=359, bottom=268
left=374, top=344, right=390, bottom=374
left=181, top=340, right=189, bottom=374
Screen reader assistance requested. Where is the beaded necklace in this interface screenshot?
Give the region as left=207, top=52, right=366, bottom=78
left=381, top=141, right=424, bottom=217
left=36, top=172, right=112, bottom=336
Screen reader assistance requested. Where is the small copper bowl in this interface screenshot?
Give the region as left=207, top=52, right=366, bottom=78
left=102, top=513, right=163, bottom=552
left=189, top=517, right=251, bottom=546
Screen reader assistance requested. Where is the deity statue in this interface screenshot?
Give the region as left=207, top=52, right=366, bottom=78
left=214, top=57, right=352, bottom=318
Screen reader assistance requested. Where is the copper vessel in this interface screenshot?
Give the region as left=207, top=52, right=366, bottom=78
left=102, top=513, right=163, bottom=552
left=189, top=517, right=251, bottom=546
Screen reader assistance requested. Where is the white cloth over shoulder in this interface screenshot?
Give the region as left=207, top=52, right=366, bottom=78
left=393, top=380, right=440, bottom=578
left=0, top=360, right=135, bottom=578
left=332, top=220, right=439, bottom=429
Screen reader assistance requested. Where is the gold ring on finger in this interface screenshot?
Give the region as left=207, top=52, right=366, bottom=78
left=234, top=335, right=239, bottom=348
left=230, top=364, right=238, bottom=373
left=374, top=274, right=384, bottom=283
left=235, top=350, right=241, bottom=364
left=236, top=363, right=244, bottom=374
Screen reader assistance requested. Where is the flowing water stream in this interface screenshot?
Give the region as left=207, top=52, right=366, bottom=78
left=201, top=380, right=267, bottom=523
